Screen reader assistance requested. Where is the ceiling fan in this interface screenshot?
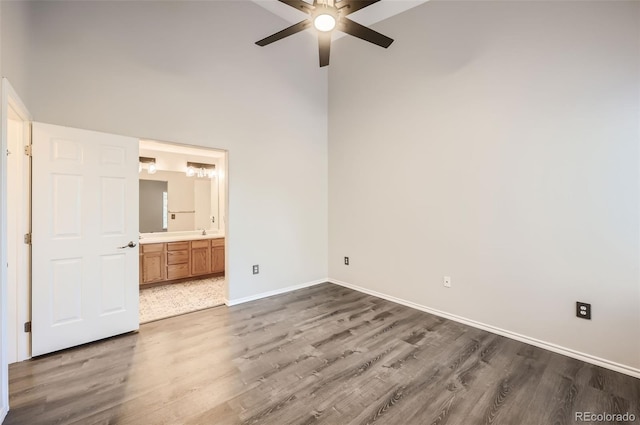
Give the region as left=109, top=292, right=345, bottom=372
left=255, top=0, right=394, bottom=67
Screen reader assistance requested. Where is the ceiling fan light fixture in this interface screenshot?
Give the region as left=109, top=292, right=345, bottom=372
left=314, top=14, right=336, bottom=32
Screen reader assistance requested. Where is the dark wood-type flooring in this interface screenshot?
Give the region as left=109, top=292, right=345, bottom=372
left=5, top=283, right=640, bottom=424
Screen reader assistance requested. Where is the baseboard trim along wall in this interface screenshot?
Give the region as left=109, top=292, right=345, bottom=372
left=329, top=278, right=640, bottom=379
left=224, top=278, right=328, bottom=307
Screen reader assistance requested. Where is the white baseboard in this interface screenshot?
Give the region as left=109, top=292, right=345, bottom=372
left=329, top=278, right=640, bottom=379
left=225, top=278, right=327, bottom=307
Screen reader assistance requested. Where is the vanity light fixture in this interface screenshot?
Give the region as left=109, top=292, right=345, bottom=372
left=186, top=161, right=215, bottom=179
left=139, top=157, right=157, bottom=175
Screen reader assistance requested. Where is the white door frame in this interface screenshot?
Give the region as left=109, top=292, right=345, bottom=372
left=5, top=84, right=32, bottom=364
left=1, top=78, right=32, bottom=421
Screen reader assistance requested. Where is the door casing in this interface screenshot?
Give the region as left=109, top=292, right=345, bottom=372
left=1, top=78, right=32, bottom=421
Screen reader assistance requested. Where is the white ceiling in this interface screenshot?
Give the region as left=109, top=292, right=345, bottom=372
left=252, top=0, right=428, bottom=39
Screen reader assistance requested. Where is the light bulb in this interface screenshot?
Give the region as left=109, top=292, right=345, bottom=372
left=186, top=166, right=195, bottom=177
left=148, top=163, right=157, bottom=174
left=314, top=14, right=336, bottom=32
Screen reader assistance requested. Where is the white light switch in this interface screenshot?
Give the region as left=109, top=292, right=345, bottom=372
left=443, top=276, right=451, bottom=288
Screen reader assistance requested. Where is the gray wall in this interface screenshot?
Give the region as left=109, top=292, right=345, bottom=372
left=328, top=1, right=640, bottom=370
left=0, top=0, right=29, bottom=105
left=1, top=0, right=329, bottom=300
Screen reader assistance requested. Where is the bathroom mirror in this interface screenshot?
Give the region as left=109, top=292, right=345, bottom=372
left=139, top=170, right=219, bottom=234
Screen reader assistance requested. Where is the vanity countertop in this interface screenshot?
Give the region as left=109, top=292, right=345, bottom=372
left=139, top=233, right=225, bottom=245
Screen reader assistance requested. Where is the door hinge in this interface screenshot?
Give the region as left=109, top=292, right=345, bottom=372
left=24, top=145, right=32, bottom=156
left=24, top=322, right=31, bottom=333
left=24, top=233, right=32, bottom=245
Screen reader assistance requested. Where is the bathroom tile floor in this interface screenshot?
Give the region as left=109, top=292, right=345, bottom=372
left=139, top=276, right=225, bottom=323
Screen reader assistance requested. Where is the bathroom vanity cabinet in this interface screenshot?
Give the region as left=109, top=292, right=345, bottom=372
left=140, top=237, right=225, bottom=286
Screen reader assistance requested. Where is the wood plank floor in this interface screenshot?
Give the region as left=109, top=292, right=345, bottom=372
left=5, top=283, right=640, bottom=425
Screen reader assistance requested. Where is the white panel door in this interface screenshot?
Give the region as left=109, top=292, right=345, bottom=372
left=32, top=123, right=139, bottom=356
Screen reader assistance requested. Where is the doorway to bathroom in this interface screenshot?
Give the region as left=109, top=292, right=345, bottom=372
left=137, top=139, right=227, bottom=323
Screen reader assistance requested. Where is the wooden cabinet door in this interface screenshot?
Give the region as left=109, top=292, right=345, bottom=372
left=190, top=240, right=210, bottom=276
left=210, top=239, right=225, bottom=273
left=167, top=263, right=190, bottom=280
left=141, top=244, right=166, bottom=284
left=211, top=245, right=225, bottom=273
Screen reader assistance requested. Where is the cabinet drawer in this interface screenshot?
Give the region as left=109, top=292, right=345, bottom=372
left=167, top=250, right=188, bottom=265
left=191, top=240, right=209, bottom=249
left=167, top=242, right=189, bottom=251
left=211, top=238, right=225, bottom=247
left=142, top=243, right=164, bottom=253
left=167, top=264, right=190, bottom=279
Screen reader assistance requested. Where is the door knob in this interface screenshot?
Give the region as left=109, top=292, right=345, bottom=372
left=118, top=241, right=137, bottom=249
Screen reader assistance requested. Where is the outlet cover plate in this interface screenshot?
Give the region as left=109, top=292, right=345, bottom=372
left=576, top=302, right=591, bottom=320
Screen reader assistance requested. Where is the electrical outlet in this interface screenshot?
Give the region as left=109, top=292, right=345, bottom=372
left=576, top=302, right=591, bottom=320
left=344, top=257, right=349, bottom=265
left=252, top=264, right=259, bottom=275
left=443, top=276, right=451, bottom=288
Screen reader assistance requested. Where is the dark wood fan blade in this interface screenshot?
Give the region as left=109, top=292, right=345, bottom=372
left=318, top=32, right=331, bottom=67
left=278, top=0, right=314, bottom=13
left=336, top=0, right=380, bottom=16
left=256, top=20, right=312, bottom=46
left=338, top=18, right=393, bottom=48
